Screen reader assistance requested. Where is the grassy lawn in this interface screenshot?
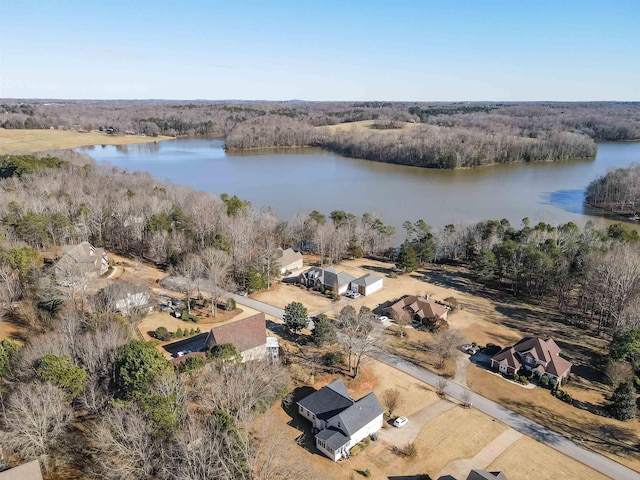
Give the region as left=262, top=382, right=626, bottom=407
left=467, top=365, right=640, bottom=472
left=0, top=128, right=174, bottom=154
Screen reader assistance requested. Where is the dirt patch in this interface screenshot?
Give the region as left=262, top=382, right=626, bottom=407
left=488, top=436, right=611, bottom=480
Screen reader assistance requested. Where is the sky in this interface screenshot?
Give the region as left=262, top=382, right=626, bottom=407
left=0, top=0, right=639, bottom=101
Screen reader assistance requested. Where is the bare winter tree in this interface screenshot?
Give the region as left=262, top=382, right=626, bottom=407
left=335, top=306, right=377, bottom=377
left=91, top=405, right=160, bottom=480
left=382, top=388, right=401, bottom=417
left=1, top=382, right=73, bottom=460
left=202, top=248, right=232, bottom=317
left=429, top=330, right=463, bottom=369
left=393, top=309, right=412, bottom=338
left=605, top=361, right=634, bottom=387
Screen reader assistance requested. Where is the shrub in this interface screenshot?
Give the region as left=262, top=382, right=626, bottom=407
left=323, top=351, right=344, bottom=367
left=196, top=327, right=201, bottom=334
left=324, top=289, right=330, bottom=296
left=226, top=298, right=236, bottom=311
left=154, top=326, right=171, bottom=341
left=402, top=442, right=417, bottom=457
left=180, top=356, right=205, bottom=373
left=363, top=469, right=371, bottom=478
left=550, top=378, right=558, bottom=390
left=387, top=271, right=398, bottom=278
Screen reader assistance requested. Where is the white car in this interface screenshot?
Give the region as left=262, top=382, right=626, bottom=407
left=176, top=351, right=186, bottom=357
left=393, top=416, right=408, bottom=428
left=346, top=291, right=362, bottom=299
left=378, top=315, right=389, bottom=322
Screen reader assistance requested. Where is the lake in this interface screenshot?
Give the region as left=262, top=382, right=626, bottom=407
left=78, top=139, right=640, bottom=235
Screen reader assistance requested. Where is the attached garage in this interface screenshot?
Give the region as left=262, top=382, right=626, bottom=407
left=350, top=273, right=383, bottom=296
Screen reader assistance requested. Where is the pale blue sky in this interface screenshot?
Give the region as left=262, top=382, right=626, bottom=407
left=1, top=0, right=638, bottom=100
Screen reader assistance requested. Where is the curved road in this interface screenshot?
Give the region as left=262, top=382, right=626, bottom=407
left=371, top=348, right=638, bottom=480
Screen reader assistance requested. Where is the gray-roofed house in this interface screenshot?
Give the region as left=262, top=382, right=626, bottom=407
left=322, top=269, right=356, bottom=295
left=96, top=281, right=151, bottom=314
left=0, top=460, right=43, bottom=480
left=299, top=266, right=333, bottom=289
left=297, top=379, right=384, bottom=461
left=349, top=273, right=383, bottom=296
left=466, top=469, right=509, bottom=480
left=55, top=241, right=108, bottom=280
left=276, top=247, right=303, bottom=274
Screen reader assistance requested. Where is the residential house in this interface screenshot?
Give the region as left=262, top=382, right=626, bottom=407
left=276, top=247, right=303, bottom=274
left=96, top=281, right=151, bottom=314
left=205, top=312, right=268, bottom=362
left=349, top=273, right=383, bottom=296
left=467, top=470, right=508, bottom=480
left=490, top=337, right=573, bottom=384
left=385, top=295, right=448, bottom=328
left=56, top=241, right=108, bottom=279
left=299, top=266, right=330, bottom=288
left=297, top=379, right=384, bottom=461
left=323, top=269, right=356, bottom=295
left=0, top=460, right=43, bottom=480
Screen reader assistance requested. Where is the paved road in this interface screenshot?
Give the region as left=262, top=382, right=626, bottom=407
left=228, top=293, right=285, bottom=320
left=370, top=348, right=639, bottom=480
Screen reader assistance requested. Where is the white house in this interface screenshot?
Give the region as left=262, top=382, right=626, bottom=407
left=276, top=247, right=303, bottom=274
left=297, top=379, right=384, bottom=461
left=349, top=273, right=383, bottom=296
left=96, top=282, right=151, bottom=314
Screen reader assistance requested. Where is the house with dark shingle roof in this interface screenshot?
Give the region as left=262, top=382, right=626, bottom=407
left=467, top=470, right=509, bottom=480
left=491, top=337, right=572, bottom=384
left=297, top=379, right=384, bottom=461
left=55, top=241, right=108, bottom=280
left=205, top=312, right=268, bottom=362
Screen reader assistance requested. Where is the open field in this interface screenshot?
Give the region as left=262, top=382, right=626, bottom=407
left=251, top=283, right=334, bottom=312
left=0, top=128, right=174, bottom=154
left=316, top=120, right=420, bottom=135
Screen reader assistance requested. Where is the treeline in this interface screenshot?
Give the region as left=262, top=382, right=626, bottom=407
left=0, top=154, right=67, bottom=179
left=585, top=163, right=640, bottom=215
left=321, top=125, right=596, bottom=168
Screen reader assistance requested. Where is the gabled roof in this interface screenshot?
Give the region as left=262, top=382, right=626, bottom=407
left=512, top=337, right=561, bottom=364
left=491, top=346, right=522, bottom=371
left=323, top=269, right=356, bottom=289
left=205, top=313, right=266, bottom=353
left=330, top=392, right=384, bottom=437
left=316, top=427, right=349, bottom=451
left=297, top=379, right=354, bottom=420
left=277, top=247, right=302, bottom=267
left=98, top=281, right=149, bottom=302
left=547, top=356, right=573, bottom=377
left=0, top=460, right=43, bottom=480
left=351, top=273, right=383, bottom=287
left=491, top=336, right=572, bottom=378
left=386, top=295, right=447, bottom=320
left=467, top=470, right=509, bottom=480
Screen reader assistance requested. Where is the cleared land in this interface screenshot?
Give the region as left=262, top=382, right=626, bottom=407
left=316, top=119, right=420, bottom=135
left=0, top=128, right=174, bottom=154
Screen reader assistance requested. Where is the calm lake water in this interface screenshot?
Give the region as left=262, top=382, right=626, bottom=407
left=78, top=139, right=640, bottom=235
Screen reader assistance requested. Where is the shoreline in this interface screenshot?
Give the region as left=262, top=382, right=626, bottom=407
left=0, top=128, right=175, bottom=154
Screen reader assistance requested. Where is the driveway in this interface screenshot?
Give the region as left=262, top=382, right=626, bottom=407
left=227, top=293, right=285, bottom=320
left=378, top=399, right=455, bottom=446
left=370, top=347, right=640, bottom=480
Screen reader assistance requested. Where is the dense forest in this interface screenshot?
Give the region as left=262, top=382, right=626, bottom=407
left=2, top=100, right=639, bottom=168
left=586, top=163, right=640, bottom=216
left=0, top=152, right=639, bottom=476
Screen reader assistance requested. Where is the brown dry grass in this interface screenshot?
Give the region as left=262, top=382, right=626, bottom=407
left=488, top=436, right=611, bottom=480
left=0, top=128, right=174, bottom=154
left=467, top=366, right=640, bottom=472
left=251, top=282, right=334, bottom=311
left=412, top=407, right=508, bottom=474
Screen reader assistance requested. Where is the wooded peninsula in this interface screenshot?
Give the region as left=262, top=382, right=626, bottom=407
left=3, top=100, right=639, bottom=168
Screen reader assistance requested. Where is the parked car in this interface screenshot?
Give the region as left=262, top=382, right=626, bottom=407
left=462, top=343, right=472, bottom=351
left=393, top=416, right=408, bottom=428
left=378, top=315, right=389, bottom=322
left=235, top=291, right=248, bottom=297
left=466, top=346, right=480, bottom=355
left=346, top=291, right=361, bottom=299
left=176, top=350, right=186, bottom=357
left=159, top=304, right=170, bottom=312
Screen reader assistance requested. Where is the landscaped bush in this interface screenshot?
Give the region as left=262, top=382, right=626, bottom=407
left=154, top=326, right=171, bottom=341
left=175, top=327, right=183, bottom=338
left=540, top=375, right=550, bottom=388
left=550, top=378, right=558, bottom=390
left=182, top=312, right=200, bottom=323
left=226, top=298, right=236, bottom=311
left=350, top=437, right=370, bottom=456
left=387, top=271, right=398, bottom=278
left=323, top=351, right=344, bottom=367
left=481, top=343, right=502, bottom=356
